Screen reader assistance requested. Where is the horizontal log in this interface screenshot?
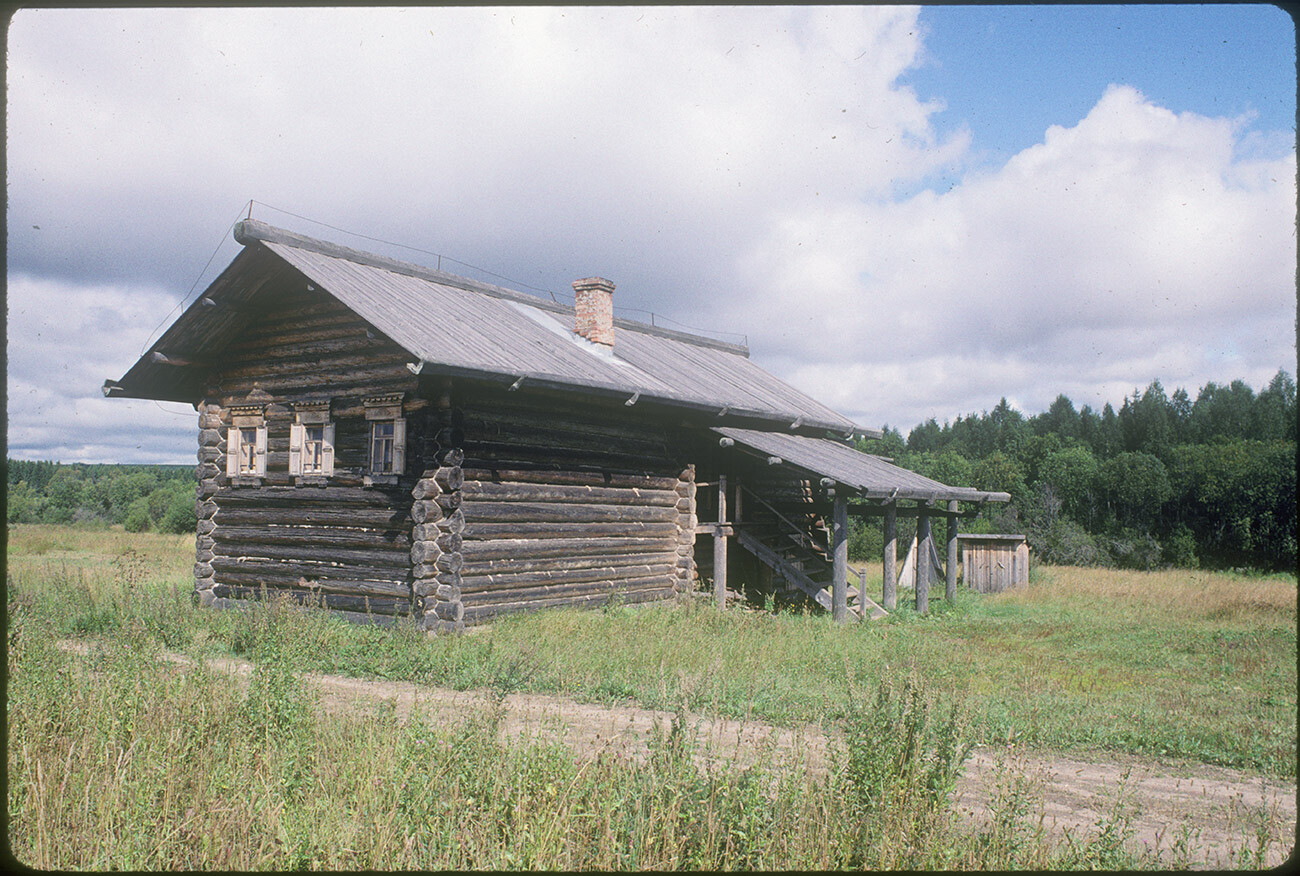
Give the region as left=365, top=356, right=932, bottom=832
left=460, top=500, right=678, bottom=524
left=414, top=579, right=461, bottom=600
left=411, top=478, right=442, bottom=500
left=198, top=446, right=222, bottom=464
left=197, top=519, right=217, bottom=536
left=439, top=447, right=466, bottom=467
left=460, top=468, right=680, bottom=490
left=411, top=550, right=462, bottom=577
left=212, top=540, right=410, bottom=568
left=411, top=500, right=442, bottom=525
left=197, top=480, right=219, bottom=498
left=459, top=550, right=678, bottom=577
left=211, top=555, right=408, bottom=585
left=458, top=536, right=672, bottom=562
left=194, top=562, right=213, bottom=579
left=461, top=586, right=671, bottom=624
left=461, top=575, right=674, bottom=607
left=409, top=541, right=442, bottom=566
left=460, top=563, right=676, bottom=594
left=196, top=499, right=219, bottom=520
left=208, top=524, right=410, bottom=549
left=436, top=508, right=465, bottom=534
left=459, top=480, right=678, bottom=507
left=213, top=583, right=413, bottom=616
left=211, top=569, right=412, bottom=600
left=462, top=443, right=675, bottom=473
left=434, top=466, right=464, bottom=491
left=424, top=599, right=464, bottom=622
left=214, top=485, right=410, bottom=508
left=460, top=405, right=665, bottom=444
left=214, top=506, right=412, bottom=528
left=460, top=520, right=679, bottom=541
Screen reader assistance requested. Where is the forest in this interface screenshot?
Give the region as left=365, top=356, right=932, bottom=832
left=6, top=370, right=1295, bottom=572
left=6, top=460, right=196, bottom=535
left=854, top=370, right=1296, bottom=572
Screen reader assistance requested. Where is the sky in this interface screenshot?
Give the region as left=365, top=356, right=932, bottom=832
left=6, top=5, right=1296, bottom=464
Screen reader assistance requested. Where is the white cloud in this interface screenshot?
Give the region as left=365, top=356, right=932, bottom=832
left=5, top=9, right=1295, bottom=461
left=6, top=275, right=196, bottom=462
left=732, top=85, right=1296, bottom=427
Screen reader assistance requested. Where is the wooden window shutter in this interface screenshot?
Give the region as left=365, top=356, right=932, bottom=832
left=391, top=417, right=406, bottom=474
left=254, top=426, right=268, bottom=476
left=288, top=423, right=304, bottom=476
left=322, top=423, right=336, bottom=476
left=226, top=427, right=241, bottom=477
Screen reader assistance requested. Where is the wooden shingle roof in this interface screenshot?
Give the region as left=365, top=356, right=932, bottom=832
left=107, top=220, right=873, bottom=439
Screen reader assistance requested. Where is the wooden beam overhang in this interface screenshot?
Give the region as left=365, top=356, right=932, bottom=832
left=150, top=351, right=214, bottom=368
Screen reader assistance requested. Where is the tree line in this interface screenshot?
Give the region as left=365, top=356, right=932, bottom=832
left=6, top=460, right=196, bottom=534
left=854, top=370, right=1296, bottom=572
left=6, top=369, right=1295, bottom=570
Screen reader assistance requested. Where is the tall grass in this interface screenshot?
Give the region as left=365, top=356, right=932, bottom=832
left=8, top=525, right=1290, bottom=868
left=12, top=592, right=1208, bottom=869
left=7, top=524, right=1295, bottom=777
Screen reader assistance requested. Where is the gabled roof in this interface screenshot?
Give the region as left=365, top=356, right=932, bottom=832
left=107, top=220, right=874, bottom=439
left=713, top=427, right=1011, bottom=504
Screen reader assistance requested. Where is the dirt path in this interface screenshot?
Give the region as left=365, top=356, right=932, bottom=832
left=61, top=641, right=1297, bottom=867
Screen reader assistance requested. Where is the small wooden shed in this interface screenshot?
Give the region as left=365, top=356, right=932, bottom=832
left=958, top=534, right=1029, bottom=593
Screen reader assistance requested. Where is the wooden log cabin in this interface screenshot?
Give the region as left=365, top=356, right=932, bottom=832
left=105, top=219, right=1009, bottom=631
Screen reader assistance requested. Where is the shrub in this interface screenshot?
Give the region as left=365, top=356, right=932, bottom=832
left=122, top=497, right=152, bottom=533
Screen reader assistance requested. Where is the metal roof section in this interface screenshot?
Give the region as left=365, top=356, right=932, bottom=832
left=108, top=219, right=870, bottom=437
left=712, top=427, right=1011, bottom=504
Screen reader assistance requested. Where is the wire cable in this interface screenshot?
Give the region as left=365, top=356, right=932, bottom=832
left=138, top=203, right=249, bottom=355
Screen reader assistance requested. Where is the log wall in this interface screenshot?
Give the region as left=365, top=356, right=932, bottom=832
left=197, top=278, right=422, bottom=618
left=441, top=391, right=692, bottom=625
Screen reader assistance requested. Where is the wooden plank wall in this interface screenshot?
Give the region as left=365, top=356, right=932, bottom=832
left=448, top=390, right=691, bottom=626
left=195, top=280, right=423, bottom=620
left=961, top=540, right=1030, bottom=594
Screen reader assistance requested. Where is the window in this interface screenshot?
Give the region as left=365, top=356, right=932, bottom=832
left=363, top=394, right=406, bottom=481
left=290, top=401, right=334, bottom=478
left=226, top=406, right=267, bottom=479
left=371, top=421, right=395, bottom=472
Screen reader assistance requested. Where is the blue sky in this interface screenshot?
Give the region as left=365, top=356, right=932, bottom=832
left=906, top=4, right=1296, bottom=192
left=6, top=5, right=1296, bottom=463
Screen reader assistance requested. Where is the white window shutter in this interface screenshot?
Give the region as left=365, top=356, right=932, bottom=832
left=226, top=427, right=241, bottom=477
left=254, top=426, right=268, bottom=475
left=322, top=423, right=336, bottom=476
left=288, top=423, right=304, bottom=476
left=392, top=417, right=406, bottom=474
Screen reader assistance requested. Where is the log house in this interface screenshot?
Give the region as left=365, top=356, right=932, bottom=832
left=106, top=219, right=1008, bottom=629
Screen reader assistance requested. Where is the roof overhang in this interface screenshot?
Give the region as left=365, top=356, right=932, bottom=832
left=713, top=426, right=1010, bottom=505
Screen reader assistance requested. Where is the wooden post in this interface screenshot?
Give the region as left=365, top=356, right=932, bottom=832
left=916, top=510, right=931, bottom=615
left=882, top=501, right=897, bottom=610
left=832, top=494, right=848, bottom=623
left=714, top=472, right=727, bottom=610
left=946, top=500, right=959, bottom=602
left=859, top=566, right=868, bottom=619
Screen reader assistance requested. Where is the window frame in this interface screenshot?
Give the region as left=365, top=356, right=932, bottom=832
left=226, top=405, right=267, bottom=483
left=362, top=394, right=406, bottom=484
left=290, top=401, right=335, bottom=481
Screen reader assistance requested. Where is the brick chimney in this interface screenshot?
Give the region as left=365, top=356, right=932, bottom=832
left=572, top=277, right=616, bottom=347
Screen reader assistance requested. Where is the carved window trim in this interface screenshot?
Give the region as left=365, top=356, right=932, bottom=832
left=363, top=394, right=405, bottom=485
left=290, top=401, right=335, bottom=483
left=226, top=405, right=266, bottom=485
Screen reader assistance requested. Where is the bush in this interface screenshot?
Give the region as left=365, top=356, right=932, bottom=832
left=1162, top=524, right=1199, bottom=569
left=122, top=497, right=152, bottom=533
left=157, top=485, right=197, bottom=534
left=1107, top=529, right=1163, bottom=571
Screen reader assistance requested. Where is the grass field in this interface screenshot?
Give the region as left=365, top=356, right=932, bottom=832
left=7, top=523, right=1296, bottom=868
